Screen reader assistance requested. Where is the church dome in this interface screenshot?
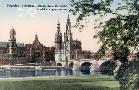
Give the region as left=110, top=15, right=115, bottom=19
left=32, top=34, right=42, bottom=47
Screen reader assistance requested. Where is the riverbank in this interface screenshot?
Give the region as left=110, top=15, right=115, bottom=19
left=0, top=76, right=120, bottom=90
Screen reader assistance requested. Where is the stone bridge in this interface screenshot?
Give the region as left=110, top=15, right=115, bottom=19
left=56, top=58, right=120, bottom=71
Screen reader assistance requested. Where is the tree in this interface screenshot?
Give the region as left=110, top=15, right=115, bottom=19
left=70, top=0, right=139, bottom=89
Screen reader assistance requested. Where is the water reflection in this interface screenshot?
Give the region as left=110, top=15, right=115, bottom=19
left=0, top=69, right=100, bottom=78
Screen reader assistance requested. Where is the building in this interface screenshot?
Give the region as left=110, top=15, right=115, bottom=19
left=0, top=28, right=55, bottom=65
left=0, top=16, right=93, bottom=66
left=24, top=34, right=55, bottom=65
left=55, top=16, right=92, bottom=66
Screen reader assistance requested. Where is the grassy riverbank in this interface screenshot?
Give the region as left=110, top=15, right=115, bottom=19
left=0, top=76, right=120, bottom=90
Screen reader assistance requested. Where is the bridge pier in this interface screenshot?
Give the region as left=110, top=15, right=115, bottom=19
left=72, top=60, right=80, bottom=71
left=90, top=61, right=99, bottom=72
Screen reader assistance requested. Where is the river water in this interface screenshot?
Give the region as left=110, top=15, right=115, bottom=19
left=0, top=69, right=100, bottom=78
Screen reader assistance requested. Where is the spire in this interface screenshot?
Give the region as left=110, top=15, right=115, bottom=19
left=57, top=20, right=60, bottom=31
left=66, top=15, right=71, bottom=35
left=9, top=26, right=17, bottom=55
left=35, top=33, right=38, bottom=41
left=10, top=26, right=16, bottom=41
left=67, top=15, right=70, bottom=22
left=57, top=20, right=60, bottom=26
left=10, top=26, right=15, bottom=33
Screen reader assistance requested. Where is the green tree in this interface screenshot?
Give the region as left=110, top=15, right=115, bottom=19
left=70, top=0, right=139, bottom=89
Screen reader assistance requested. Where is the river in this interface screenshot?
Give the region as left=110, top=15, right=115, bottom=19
left=0, top=69, right=100, bottom=78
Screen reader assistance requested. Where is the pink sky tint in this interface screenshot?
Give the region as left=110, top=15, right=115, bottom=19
left=0, top=0, right=102, bottom=52
left=0, top=16, right=101, bottom=52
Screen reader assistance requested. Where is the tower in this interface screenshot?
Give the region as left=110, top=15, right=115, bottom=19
left=64, top=15, right=73, bottom=61
left=55, top=20, right=62, bottom=63
left=9, top=27, right=17, bottom=55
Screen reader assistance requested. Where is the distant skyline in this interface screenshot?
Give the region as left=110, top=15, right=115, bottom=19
left=0, top=0, right=101, bottom=52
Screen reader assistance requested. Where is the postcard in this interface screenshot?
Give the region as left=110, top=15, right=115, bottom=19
left=0, top=0, right=138, bottom=90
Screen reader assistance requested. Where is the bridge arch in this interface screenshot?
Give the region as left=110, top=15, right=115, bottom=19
left=80, top=62, right=92, bottom=74
left=98, top=60, right=117, bottom=74
left=57, top=63, right=62, bottom=66
left=69, top=62, right=74, bottom=68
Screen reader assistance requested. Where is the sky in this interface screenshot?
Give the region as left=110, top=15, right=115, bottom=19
left=0, top=0, right=102, bottom=52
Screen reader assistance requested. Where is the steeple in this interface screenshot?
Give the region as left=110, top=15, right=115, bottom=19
left=63, top=15, right=73, bottom=62
left=67, top=15, right=70, bottom=22
left=9, top=27, right=17, bottom=55
left=65, top=15, right=72, bottom=42
left=57, top=20, right=60, bottom=31
left=9, top=26, right=16, bottom=41
left=35, top=33, right=38, bottom=41
left=66, top=15, right=71, bottom=33
left=55, top=20, right=62, bottom=63
left=55, top=20, right=62, bottom=43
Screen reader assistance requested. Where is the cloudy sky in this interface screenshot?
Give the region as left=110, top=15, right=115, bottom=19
left=0, top=0, right=101, bottom=52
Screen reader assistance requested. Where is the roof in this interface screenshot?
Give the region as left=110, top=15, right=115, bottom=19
left=32, top=34, right=42, bottom=47
left=0, top=42, right=24, bottom=47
